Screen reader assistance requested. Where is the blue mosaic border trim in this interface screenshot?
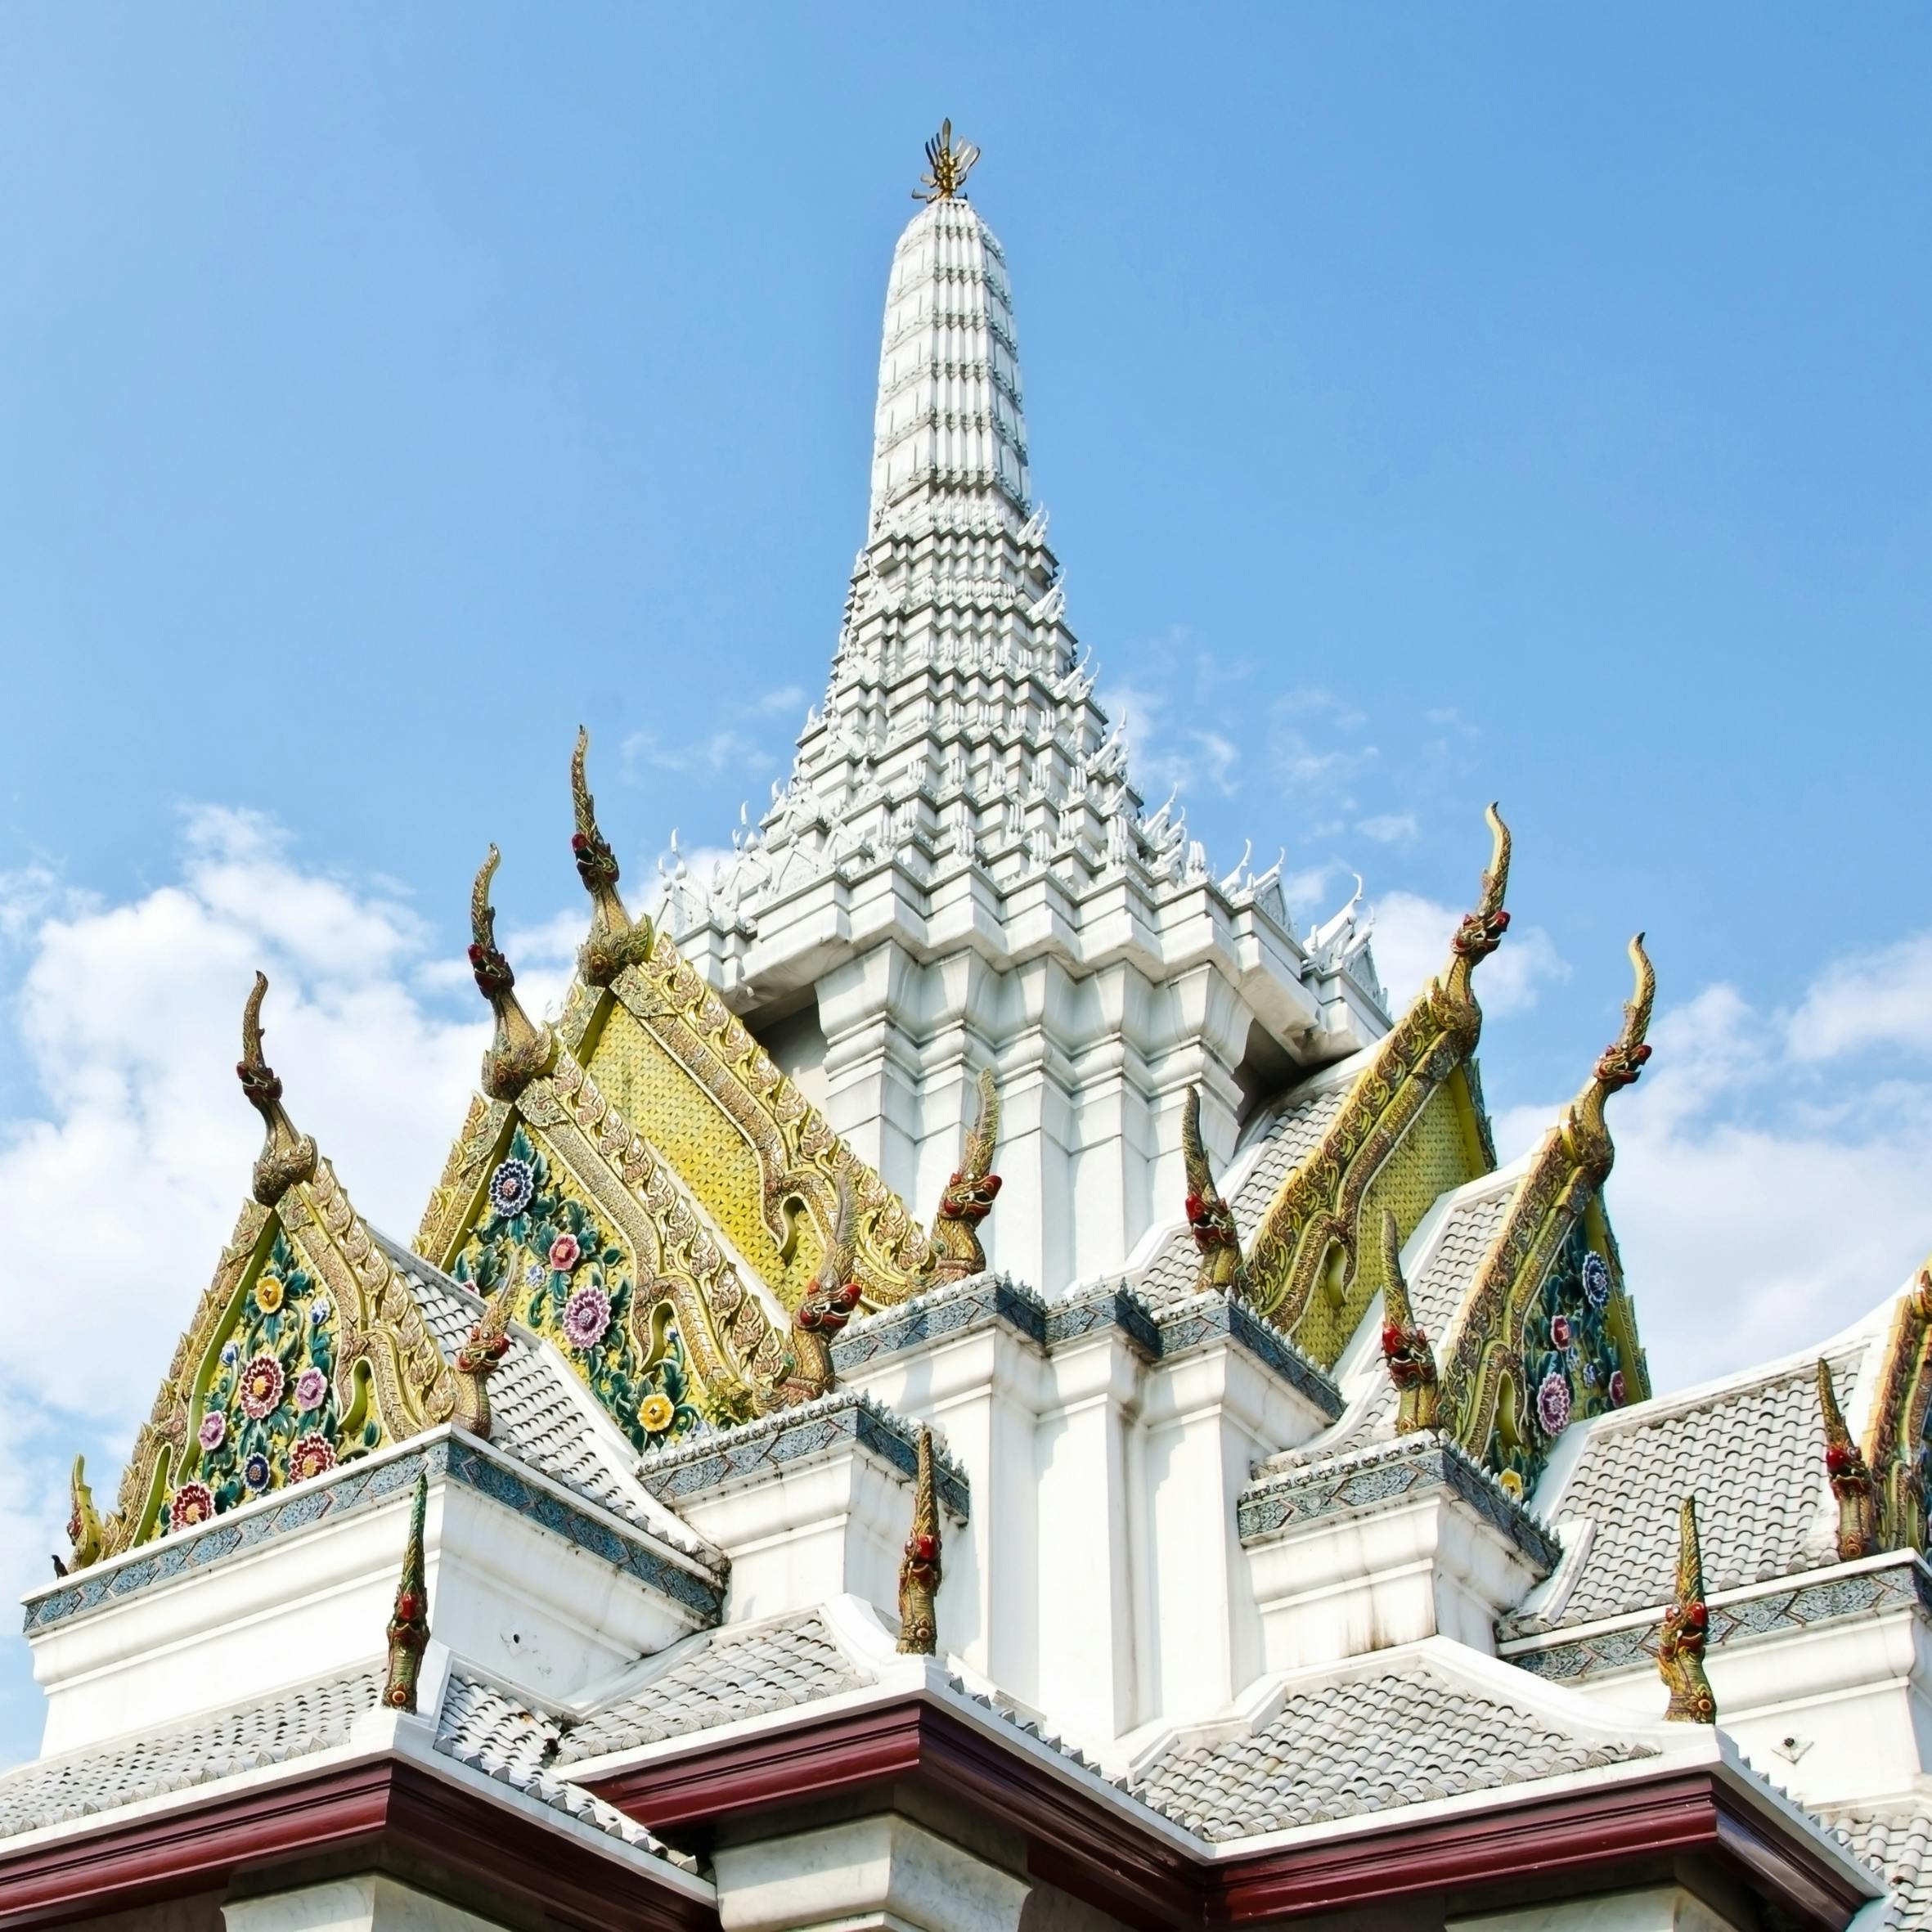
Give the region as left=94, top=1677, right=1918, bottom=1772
left=1507, top=1558, right=1932, bottom=1684
left=833, top=1274, right=1341, bottom=1419
left=25, top=1436, right=721, bottom=1633
left=1158, top=1298, right=1344, bottom=1420
left=1237, top=1434, right=1560, bottom=1570
left=833, top=1276, right=1048, bottom=1370
left=445, top=1439, right=721, bottom=1619
left=636, top=1394, right=971, bottom=1523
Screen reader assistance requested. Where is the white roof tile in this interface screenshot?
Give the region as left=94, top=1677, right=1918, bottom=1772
left=557, top=1610, right=872, bottom=1764
left=0, top=1669, right=377, bottom=1840
left=1827, top=1803, right=1932, bottom=1929
left=1130, top=1648, right=1651, bottom=1843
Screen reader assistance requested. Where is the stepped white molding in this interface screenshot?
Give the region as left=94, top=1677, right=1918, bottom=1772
left=672, top=194, right=1386, bottom=1294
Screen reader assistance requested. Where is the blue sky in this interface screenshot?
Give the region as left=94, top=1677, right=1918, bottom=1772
left=0, top=7, right=1928, bottom=1762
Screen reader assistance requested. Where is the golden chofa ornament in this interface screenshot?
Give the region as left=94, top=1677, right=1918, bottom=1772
left=914, top=119, right=979, bottom=202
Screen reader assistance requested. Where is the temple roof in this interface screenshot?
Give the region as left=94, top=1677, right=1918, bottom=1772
left=1129, top=1642, right=1653, bottom=1844
left=1505, top=1330, right=1876, bottom=1637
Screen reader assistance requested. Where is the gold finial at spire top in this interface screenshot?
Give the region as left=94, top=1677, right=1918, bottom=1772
left=914, top=119, right=979, bottom=203
left=235, top=972, right=317, bottom=1207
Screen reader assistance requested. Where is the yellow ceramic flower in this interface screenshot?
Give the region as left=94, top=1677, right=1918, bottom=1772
left=254, top=1275, right=285, bottom=1314
left=1498, top=1468, right=1524, bottom=1499
left=638, top=1393, right=675, bottom=1436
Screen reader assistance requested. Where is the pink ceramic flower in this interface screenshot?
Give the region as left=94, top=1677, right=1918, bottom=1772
left=1549, top=1314, right=1572, bottom=1350
left=547, top=1233, right=582, bottom=1273
left=1535, top=1370, right=1572, bottom=1437
left=293, top=1366, right=328, bottom=1413
left=197, top=1410, right=227, bottom=1453
left=562, top=1283, right=612, bottom=1350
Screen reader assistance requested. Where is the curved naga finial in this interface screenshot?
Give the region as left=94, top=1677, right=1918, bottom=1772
left=571, top=727, right=652, bottom=986
left=1378, top=1209, right=1440, bottom=1433
left=66, top=1454, right=104, bottom=1570
left=778, top=1170, right=864, bottom=1404
left=1561, top=934, right=1656, bottom=1181
left=1182, top=1087, right=1247, bottom=1295
left=897, top=1426, right=942, bottom=1655
left=914, top=119, right=979, bottom=203
left=236, top=972, right=319, bottom=1207
left=1658, top=1495, right=1717, bottom=1723
left=1817, top=1357, right=1878, bottom=1560
left=1441, top=802, right=1513, bottom=1003
left=382, top=1469, right=432, bottom=1713
left=930, top=1067, right=1004, bottom=1282
left=467, top=847, right=555, bottom=1103
left=452, top=1285, right=514, bottom=1442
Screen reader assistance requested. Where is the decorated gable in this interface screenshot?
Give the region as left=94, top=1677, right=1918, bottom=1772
left=68, top=981, right=452, bottom=1570
left=416, top=832, right=877, bottom=1456
left=1437, top=938, right=1656, bottom=1499
left=1241, top=809, right=1509, bottom=1370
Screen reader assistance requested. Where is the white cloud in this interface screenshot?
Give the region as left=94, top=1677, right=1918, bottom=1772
left=1356, top=811, right=1420, bottom=846
left=1786, top=933, right=1932, bottom=1063
left=1101, top=682, right=1242, bottom=801
left=1369, top=889, right=1570, bottom=1019
left=0, top=809, right=509, bottom=1724
left=622, top=682, right=811, bottom=776
left=1492, top=952, right=1932, bottom=1390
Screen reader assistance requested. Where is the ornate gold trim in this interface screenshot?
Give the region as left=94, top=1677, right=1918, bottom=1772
left=1438, top=937, right=1656, bottom=1467
left=1379, top=1207, right=1440, bottom=1434
left=897, top=1426, right=942, bottom=1654
left=1660, top=1495, right=1717, bottom=1723
left=1858, top=1257, right=1932, bottom=1550
left=1243, top=806, right=1510, bottom=1330
left=929, top=1067, right=1003, bottom=1283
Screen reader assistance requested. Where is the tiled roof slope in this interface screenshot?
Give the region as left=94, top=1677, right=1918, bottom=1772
left=1252, top=1183, right=1512, bottom=1473
left=434, top=1671, right=686, bottom=1859
left=1509, top=1350, right=1859, bottom=1634
left=557, top=1610, right=873, bottom=1764
left=1130, top=1651, right=1651, bottom=1843
left=0, top=1669, right=379, bottom=1840
left=1828, top=1804, right=1932, bottom=1929
left=375, top=1235, right=712, bottom=1559
left=1134, top=1073, right=1356, bottom=1312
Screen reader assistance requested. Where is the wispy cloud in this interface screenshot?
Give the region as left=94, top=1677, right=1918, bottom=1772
left=1491, top=939, right=1932, bottom=1388
left=1356, top=811, right=1420, bottom=846
left=1369, top=888, right=1570, bottom=1019
left=1103, top=681, right=1242, bottom=800
left=622, top=682, right=806, bottom=777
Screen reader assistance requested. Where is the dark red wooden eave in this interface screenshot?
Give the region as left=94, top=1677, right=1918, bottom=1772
left=587, top=1692, right=1873, bottom=1932
left=0, top=1755, right=717, bottom=1932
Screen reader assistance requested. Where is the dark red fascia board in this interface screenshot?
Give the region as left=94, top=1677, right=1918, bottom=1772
left=0, top=1755, right=717, bottom=1932
left=586, top=1695, right=1872, bottom=1932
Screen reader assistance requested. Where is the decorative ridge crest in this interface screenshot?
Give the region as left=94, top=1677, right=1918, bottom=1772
left=782, top=1168, right=863, bottom=1404
left=930, top=1067, right=1003, bottom=1282
left=571, top=728, right=653, bottom=987
left=1181, top=1086, right=1246, bottom=1296
left=897, top=1425, right=942, bottom=1655
left=382, top=1469, right=432, bottom=1712
left=914, top=119, right=978, bottom=204
left=237, top=973, right=318, bottom=1207
left=1818, top=1356, right=1878, bottom=1561
left=1859, top=1256, right=1932, bottom=1552
left=1242, top=806, right=1510, bottom=1342
left=1561, top=934, right=1655, bottom=1171
left=469, top=847, right=556, bottom=1102
left=1378, top=1207, right=1440, bottom=1434
left=1658, top=1494, right=1717, bottom=1723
